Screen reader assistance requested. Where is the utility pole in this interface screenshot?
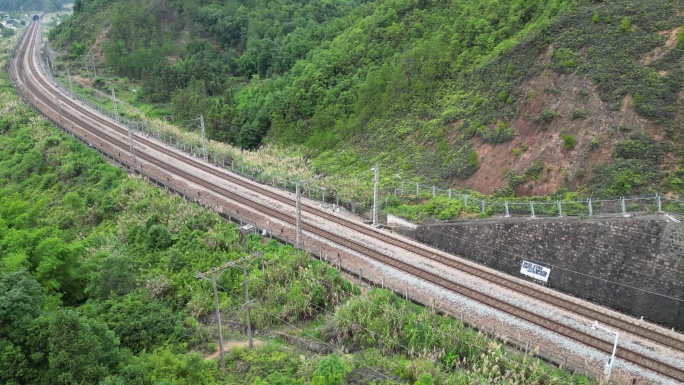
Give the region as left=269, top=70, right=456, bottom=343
left=196, top=261, right=234, bottom=371
left=296, top=181, right=302, bottom=247
left=127, top=120, right=136, bottom=164
left=83, top=55, right=90, bottom=79
left=111, top=88, right=120, bottom=123
left=200, top=114, right=208, bottom=162
left=43, top=41, right=52, bottom=69
left=196, top=255, right=257, bottom=370
left=55, top=91, right=62, bottom=123
left=66, top=67, right=74, bottom=94
left=371, top=165, right=379, bottom=226
left=242, top=258, right=254, bottom=349
left=90, top=54, right=97, bottom=77
left=49, top=43, right=54, bottom=70
left=211, top=272, right=225, bottom=369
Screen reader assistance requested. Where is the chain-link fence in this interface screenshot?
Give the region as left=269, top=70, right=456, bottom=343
left=388, top=180, right=673, bottom=219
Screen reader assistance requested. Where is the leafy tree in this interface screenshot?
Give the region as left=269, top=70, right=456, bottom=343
left=0, top=339, right=30, bottom=384
left=170, top=78, right=210, bottom=122
left=98, top=291, right=189, bottom=353
left=69, top=42, right=87, bottom=59
left=26, top=309, right=121, bottom=384
left=0, top=271, right=43, bottom=345
left=0, top=271, right=43, bottom=384
left=32, top=236, right=86, bottom=305
left=85, top=253, right=140, bottom=300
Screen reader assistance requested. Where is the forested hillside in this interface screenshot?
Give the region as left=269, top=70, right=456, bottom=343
left=0, top=0, right=67, bottom=12
left=49, top=0, right=684, bottom=197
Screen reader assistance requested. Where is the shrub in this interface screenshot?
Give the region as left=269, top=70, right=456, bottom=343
left=588, top=137, right=600, bottom=152
left=468, top=150, right=479, bottom=168
left=540, top=108, right=562, bottom=124
left=613, top=134, right=663, bottom=163
left=93, top=77, right=106, bottom=88
left=146, top=224, right=175, bottom=250
left=571, top=109, right=586, bottom=120
left=619, top=17, right=631, bottom=32
left=524, top=160, right=545, bottom=179
left=311, top=355, right=350, bottom=385
left=478, top=124, right=515, bottom=143
left=552, top=48, right=581, bottom=73
left=561, top=134, right=576, bottom=150
left=498, top=90, right=508, bottom=103
left=590, top=159, right=661, bottom=197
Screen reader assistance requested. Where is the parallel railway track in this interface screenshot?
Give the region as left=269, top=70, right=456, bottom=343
left=10, top=20, right=684, bottom=383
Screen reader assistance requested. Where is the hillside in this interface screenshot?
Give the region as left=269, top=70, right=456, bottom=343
left=0, top=0, right=68, bottom=12
left=0, top=28, right=599, bottom=383
left=48, top=0, right=684, bottom=199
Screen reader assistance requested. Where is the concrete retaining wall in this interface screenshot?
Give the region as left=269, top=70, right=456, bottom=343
left=415, top=215, right=684, bottom=329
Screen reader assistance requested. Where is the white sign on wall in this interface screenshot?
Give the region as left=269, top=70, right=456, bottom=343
left=520, top=260, right=551, bottom=282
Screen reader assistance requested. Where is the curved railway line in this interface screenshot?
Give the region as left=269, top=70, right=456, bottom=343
left=10, top=20, right=684, bottom=383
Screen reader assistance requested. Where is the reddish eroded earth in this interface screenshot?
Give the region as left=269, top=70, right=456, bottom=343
left=454, top=43, right=672, bottom=195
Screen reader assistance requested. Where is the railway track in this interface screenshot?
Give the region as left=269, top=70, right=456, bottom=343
left=10, top=20, right=684, bottom=383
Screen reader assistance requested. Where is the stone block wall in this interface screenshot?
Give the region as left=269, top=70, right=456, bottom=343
left=415, top=216, right=684, bottom=329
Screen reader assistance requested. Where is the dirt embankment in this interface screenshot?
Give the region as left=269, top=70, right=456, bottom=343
left=457, top=36, right=676, bottom=195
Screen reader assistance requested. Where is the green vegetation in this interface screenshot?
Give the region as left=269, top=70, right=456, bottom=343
left=590, top=134, right=664, bottom=197
left=538, top=108, right=562, bottom=130
left=550, top=1, right=684, bottom=126
left=0, top=23, right=15, bottom=38
left=588, top=137, right=600, bottom=152
left=0, top=66, right=354, bottom=383
left=562, top=133, right=577, bottom=150
left=0, top=45, right=600, bottom=382
left=50, top=0, right=582, bottom=177
left=570, top=109, right=587, bottom=120
left=386, top=196, right=468, bottom=222
left=46, top=0, right=684, bottom=203
left=5, top=1, right=684, bottom=380
left=0, top=0, right=68, bottom=12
